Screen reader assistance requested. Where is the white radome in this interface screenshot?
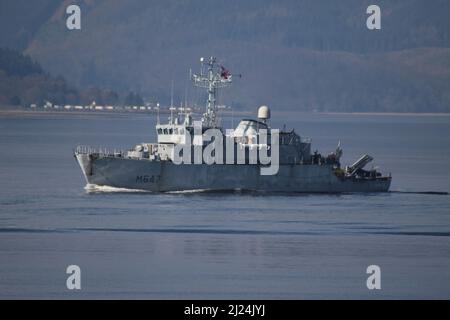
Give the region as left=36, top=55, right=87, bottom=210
left=258, top=105, right=271, bottom=120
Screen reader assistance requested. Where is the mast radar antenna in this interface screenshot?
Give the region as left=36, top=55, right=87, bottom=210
left=192, top=56, right=235, bottom=128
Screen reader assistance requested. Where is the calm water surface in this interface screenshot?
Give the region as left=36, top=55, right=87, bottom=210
left=0, top=112, right=449, bottom=299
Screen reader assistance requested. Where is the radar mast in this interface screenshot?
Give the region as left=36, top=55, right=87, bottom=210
left=192, top=56, right=233, bottom=128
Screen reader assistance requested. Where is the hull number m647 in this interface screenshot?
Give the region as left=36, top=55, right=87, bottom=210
left=136, top=175, right=159, bottom=183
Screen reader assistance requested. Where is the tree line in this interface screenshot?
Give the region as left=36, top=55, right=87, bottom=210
left=0, top=48, right=144, bottom=108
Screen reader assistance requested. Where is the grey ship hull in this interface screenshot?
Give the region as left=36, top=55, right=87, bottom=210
left=76, top=154, right=391, bottom=193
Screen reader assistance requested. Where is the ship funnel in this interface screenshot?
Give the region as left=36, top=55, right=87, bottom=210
left=258, top=105, right=270, bottom=123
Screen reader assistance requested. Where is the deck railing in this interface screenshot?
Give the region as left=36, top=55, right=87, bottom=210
left=75, top=145, right=126, bottom=157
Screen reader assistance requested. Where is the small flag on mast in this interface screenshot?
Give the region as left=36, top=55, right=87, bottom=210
left=220, top=66, right=231, bottom=79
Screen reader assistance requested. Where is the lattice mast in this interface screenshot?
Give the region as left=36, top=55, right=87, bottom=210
left=192, top=57, right=233, bottom=128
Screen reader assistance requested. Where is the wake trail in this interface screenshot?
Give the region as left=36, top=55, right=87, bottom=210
left=390, top=190, right=449, bottom=196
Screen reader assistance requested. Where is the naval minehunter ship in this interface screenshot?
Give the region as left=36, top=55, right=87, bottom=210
left=75, top=57, right=391, bottom=193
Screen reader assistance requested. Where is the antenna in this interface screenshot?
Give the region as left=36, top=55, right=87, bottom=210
left=184, top=83, right=188, bottom=110
left=170, top=80, right=174, bottom=108
left=156, top=102, right=160, bottom=125
left=231, top=104, right=234, bottom=128
left=192, top=56, right=235, bottom=128
left=169, top=106, right=176, bottom=124
left=186, top=69, right=191, bottom=108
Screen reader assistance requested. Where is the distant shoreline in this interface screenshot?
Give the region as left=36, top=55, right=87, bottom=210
left=0, top=108, right=253, bottom=118
left=0, top=109, right=149, bottom=118
left=1, top=109, right=449, bottom=118
left=317, top=111, right=450, bottom=117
